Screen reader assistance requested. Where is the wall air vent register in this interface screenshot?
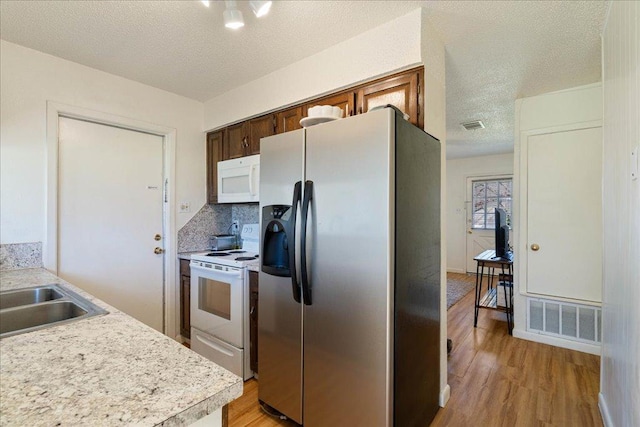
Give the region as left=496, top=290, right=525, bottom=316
left=461, top=120, right=485, bottom=130
left=527, top=297, right=601, bottom=345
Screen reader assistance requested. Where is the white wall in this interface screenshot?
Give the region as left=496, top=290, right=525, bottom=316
left=203, top=9, right=422, bottom=130
left=0, top=40, right=205, bottom=244
left=446, top=153, right=514, bottom=273
left=420, top=9, right=449, bottom=408
left=599, top=1, right=640, bottom=426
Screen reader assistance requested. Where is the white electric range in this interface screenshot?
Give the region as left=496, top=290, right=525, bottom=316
left=190, top=224, right=259, bottom=380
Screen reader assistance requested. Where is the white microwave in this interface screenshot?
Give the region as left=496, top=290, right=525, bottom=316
left=217, top=155, right=260, bottom=203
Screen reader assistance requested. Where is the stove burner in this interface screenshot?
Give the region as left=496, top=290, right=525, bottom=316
left=229, top=250, right=246, bottom=254
left=235, top=256, right=258, bottom=261
left=206, top=252, right=231, bottom=256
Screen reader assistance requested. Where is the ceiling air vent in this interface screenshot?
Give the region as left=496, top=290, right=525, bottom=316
left=461, top=120, right=485, bottom=131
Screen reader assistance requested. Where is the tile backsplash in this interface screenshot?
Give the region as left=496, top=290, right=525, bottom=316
left=0, top=242, right=43, bottom=271
left=177, top=203, right=259, bottom=252
left=232, top=204, right=259, bottom=229
left=177, top=204, right=232, bottom=252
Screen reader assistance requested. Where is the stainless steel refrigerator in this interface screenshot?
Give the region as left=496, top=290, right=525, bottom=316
left=258, top=107, right=441, bottom=426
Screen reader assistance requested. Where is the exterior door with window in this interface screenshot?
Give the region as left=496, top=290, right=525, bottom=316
left=466, top=177, right=512, bottom=272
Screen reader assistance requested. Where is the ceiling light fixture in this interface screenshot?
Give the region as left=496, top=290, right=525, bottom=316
left=223, top=0, right=244, bottom=30
left=204, top=0, right=271, bottom=30
left=249, top=1, right=272, bottom=18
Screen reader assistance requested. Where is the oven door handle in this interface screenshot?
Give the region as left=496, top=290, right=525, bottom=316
left=289, top=181, right=302, bottom=303
left=189, top=263, right=243, bottom=277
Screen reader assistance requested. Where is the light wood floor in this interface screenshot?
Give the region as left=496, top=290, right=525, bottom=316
left=228, top=273, right=602, bottom=426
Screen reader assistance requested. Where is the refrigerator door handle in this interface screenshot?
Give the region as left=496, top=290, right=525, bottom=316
left=289, top=181, right=302, bottom=303
left=300, top=180, right=313, bottom=305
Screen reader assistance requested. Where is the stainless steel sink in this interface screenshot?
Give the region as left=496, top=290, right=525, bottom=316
left=0, top=286, right=64, bottom=310
left=0, top=284, right=107, bottom=338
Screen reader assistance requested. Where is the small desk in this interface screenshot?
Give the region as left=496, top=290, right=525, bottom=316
left=473, top=249, right=514, bottom=334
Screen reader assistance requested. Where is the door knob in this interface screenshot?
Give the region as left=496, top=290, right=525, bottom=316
left=154, top=234, right=162, bottom=241
left=468, top=230, right=473, bottom=234
left=531, top=244, right=540, bottom=251
left=154, top=247, right=164, bottom=254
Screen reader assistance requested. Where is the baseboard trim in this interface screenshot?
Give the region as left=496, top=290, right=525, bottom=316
left=446, top=268, right=466, bottom=274
left=512, top=328, right=601, bottom=356
left=439, top=383, right=450, bottom=407
left=598, top=392, right=613, bottom=427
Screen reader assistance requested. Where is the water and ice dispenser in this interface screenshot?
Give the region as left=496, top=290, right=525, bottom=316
left=261, top=205, right=293, bottom=277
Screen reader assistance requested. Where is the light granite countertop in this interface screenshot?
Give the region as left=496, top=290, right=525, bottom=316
left=0, top=268, right=243, bottom=426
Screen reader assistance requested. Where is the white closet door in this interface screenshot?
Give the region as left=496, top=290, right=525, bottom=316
left=527, top=126, right=602, bottom=302
left=58, top=117, right=165, bottom=331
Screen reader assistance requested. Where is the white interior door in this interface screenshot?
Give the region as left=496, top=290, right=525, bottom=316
left=527, top=127, right=602, bottom=302
left=58, top=117, right=165, bottom=331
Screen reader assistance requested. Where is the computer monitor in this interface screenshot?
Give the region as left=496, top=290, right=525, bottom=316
left=495, top=208, right=512, bottom=260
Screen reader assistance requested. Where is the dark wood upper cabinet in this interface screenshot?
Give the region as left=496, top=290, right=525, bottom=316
left=276, top=106, right=304, bottom=134
left=248, top=114, right=275, bottom=154
left=206, top=130, right=224, bottom=204
left=207, top=68, right=424, bottom=204
left=308, top=91, right=357, bottom=118
left=223, top=122, right=247, bottom=160
left=356, top=71, right=422, bottom=127
left=222, top=115, right=275, bottom=159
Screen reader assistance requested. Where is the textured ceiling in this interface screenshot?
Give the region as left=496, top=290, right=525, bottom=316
left=0, top=1, right=608, bottom=158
